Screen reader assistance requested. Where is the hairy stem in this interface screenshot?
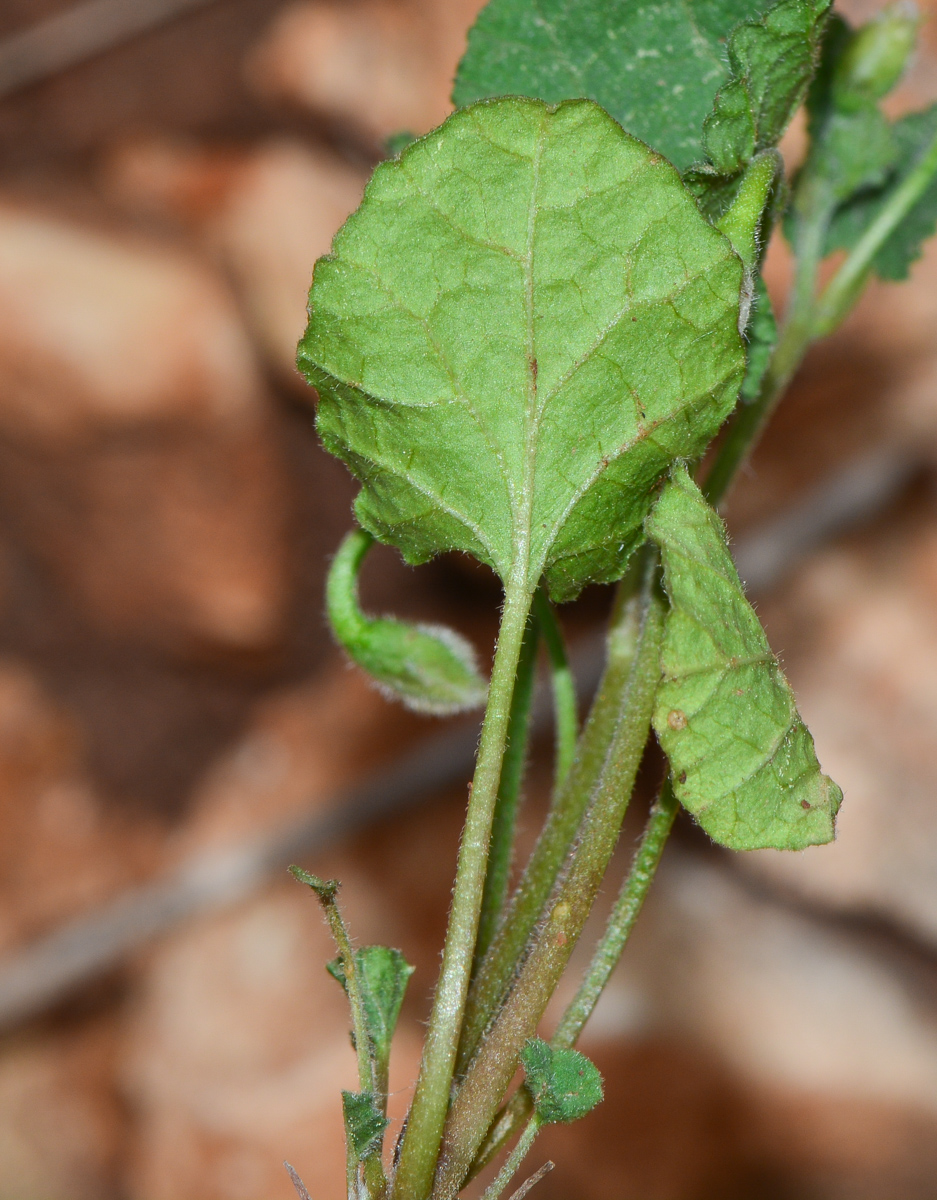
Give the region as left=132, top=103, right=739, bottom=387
left=434, top=580, right=667, bottom=1199
left=479, top=1118, right=541, bottom=1200
left=392, top=581, right=534, bottom=1200
left=552, top=780, right=678, bottom=1049
left=812, top=124, right=937, bottom=337
left=455, top=555, right=649, bottom=1076
left=475, top=613, right=540, bottom=967
left=465, top=781, right=678, bottom=1178
left=532, top=589, right=578, bottom=790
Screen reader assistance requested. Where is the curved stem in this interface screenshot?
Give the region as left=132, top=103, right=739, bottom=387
left=532, top=588, right=578, bottom=791
left=392, top=580, right=534, bottom=1200
left=434, top=580, right=667, bottom=1199
left=475, top=612, right=540, bottom=968
left=455, top=555, right=649, bottom=1077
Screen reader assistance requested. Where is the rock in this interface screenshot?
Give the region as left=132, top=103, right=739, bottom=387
left=208, top=141, right=369, bottom=387
left=0, top=659, right=156, bottom=953
left=103, top=137, right=369, bottom=389
left=0, top=1017, right=125, bottom=1200
left=595, top=850, right=937, bottom=1119
left=247, top=0, right=486, bottom=149
left=0, top=202, right=290, bottom=656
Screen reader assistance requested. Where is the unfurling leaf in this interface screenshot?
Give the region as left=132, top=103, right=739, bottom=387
left=453, top=0, right=770, bottom=172
left=647, top=464, right=842, bottom=851
left=342, top=1091, right=389, bottom=1160
left=520, top=1038, right=603, bottom=1124
left=328, top=945, right=415, bottom=1088
left=832, top=3, right=918, bottom=112
left=300, top=99, right=745, bottom=603
left=327, top=527, right=487, bottom=714
left=703, top=0, right=831, bottom=176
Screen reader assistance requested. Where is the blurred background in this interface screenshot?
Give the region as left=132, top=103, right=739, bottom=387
left=0, top=0, right=936, bottom=1197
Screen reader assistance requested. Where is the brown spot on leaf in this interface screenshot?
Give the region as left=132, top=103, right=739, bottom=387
left=678, top=770, right=687, bottom=785
left=801, top=799, right=812, bottom=810
left=667, top=709, right=687, bottom=731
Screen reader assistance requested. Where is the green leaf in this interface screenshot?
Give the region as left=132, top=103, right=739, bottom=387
left=647, top=464, right=842, bottom=850
left=453, top=0, right=769, bottom=173
left=825, top=105, right=937, bottom=280
left=328, top=946, right=414, bottom=1081
left=341, top=1091, right=389, bottom=1160
left=702, top=0, right=831, bottom=176
left=520, top=1038, right=603, bottom=1124
left=299, top=99, right=745, bottom=603
left=739, top=274, right=776, bottom=403
left=327, top=527, right=487, bottom=715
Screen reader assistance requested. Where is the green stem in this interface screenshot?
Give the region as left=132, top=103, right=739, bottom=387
left=532, top=588, right=578, bottom=790
left=552, top=781, right=678, bottom=1049
left=455, top=555, right=649, bottom=1077
left=392, top=581, right=534, bottom=1200
left=812, top=124, right=937, bottom=337
left=465, top=781, right=678, bottom=1180
left=434, top=581, right=667, bottom=1200
left=475, top=612, right=540, bottom=968
left=479, top=1118, right=542, bottom=1200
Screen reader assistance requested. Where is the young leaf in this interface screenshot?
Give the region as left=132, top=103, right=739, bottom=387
left=327, top=527, right=487, bottom=715
left=703, top=0, right=831, bottom=176
left=647, top=464, right=842, bottom=851
left=328, top=945, right=415, bottom=1091
left=452, top=0, right=769, bottom=172
left=826, top=105, right=937, bottom=280
left=342, top=1091, right=389, bottom=1160
left=520, top=1038, right=603, bottom=1124
left=299, top=99, right=745, bottom=603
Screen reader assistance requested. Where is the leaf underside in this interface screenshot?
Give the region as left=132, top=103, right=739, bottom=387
left=328, top=945, right=415, bottom=1066
left=648, top=465, right=841, bottom=850
left=453, top=0, right=770, bottom=173
left=300, top=98, right=745, bottom=601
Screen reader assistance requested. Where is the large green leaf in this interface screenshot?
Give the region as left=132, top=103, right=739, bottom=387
left=702, top=0, right=831, bottom=175
left=825, top=105, right=937, bottom=280
left=647, top=464, right=841, bottom=850
left=299, top=99, right=745, bottom=602
left=452, top=0, right=768, bottom=173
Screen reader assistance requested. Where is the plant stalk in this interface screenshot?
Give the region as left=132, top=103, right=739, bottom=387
left=479, top=1117, right=541, bottom=1200
left=532, top=588, right=578, bottom=790
left=475, top=612, right=540, bottom=967
left=455, top=556, right=650, bottom=1075
left=392, top=580, right=534, bottom=1200
left=434, top=581, right=667, bottom=1199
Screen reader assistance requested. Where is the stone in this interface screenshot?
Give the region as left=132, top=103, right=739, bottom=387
left=247, top=0, right=486, bottom=149
left=0, top=202, right=290, bottom=655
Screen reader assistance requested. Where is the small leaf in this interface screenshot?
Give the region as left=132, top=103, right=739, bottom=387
left=647, top=464, right=842, bottom=851
left=300, top=99, right=745, bottom=603
left=520, top=1038, right=603, bottom=1124
left=831, top=3, right=918, bottom=112
left=342, top=1091, right=389, bottom=1160
left=453, top=0, right=770, bottom=173
left=328, top=946, right=414, bottom=1077
left=825, top=104, right=937, bottom=280
left=703, top=0, right=832, bottom=176
left=327, top=527, right=487, bottom=715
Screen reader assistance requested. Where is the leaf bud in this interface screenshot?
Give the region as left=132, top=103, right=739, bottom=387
left=833, top=3, right=919, bottom=111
